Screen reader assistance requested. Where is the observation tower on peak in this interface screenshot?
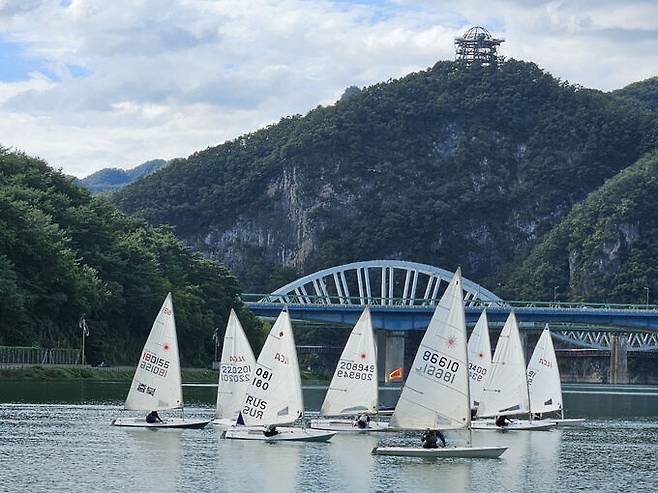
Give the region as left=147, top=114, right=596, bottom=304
left=454, top=26, right=505, bottom=66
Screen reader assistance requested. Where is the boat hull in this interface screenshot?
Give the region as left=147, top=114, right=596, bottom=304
left=555, top=418, right=586, bottom=426
left=372, top=446, right=507, bottom=458
left=471, top=419, right=557, bottom=431
left=310, top=418, right=390, bottom=433
left=212, top=417, right=238, bottom=427
left=223, top=426, right=335, bottom=442
left=111, top=417, right=210, bottom=429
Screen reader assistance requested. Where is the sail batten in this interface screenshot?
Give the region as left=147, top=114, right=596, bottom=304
left=320, top=307, right=378, bottom=417
left=215, top=309, right=257, bottom=421
left=467, top=310, right=492, bottom=409
left=240, top=310, right=304, bottom=427
left=477, top=312, right=530, bottom=418
left=390, top=268, right=470, bottom=431
left=527, top=324, right=563, bottom=414
left=125, top=293, right=183, bottom=411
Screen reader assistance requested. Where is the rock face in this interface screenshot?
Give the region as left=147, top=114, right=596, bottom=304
left=114, top=60, right=657, bottom=294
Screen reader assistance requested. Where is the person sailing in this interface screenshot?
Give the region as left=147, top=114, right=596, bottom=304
left=421, top=429, right=446, bottom=448
left=354, top=413, right=370, bottom=429
left=145, top=411, right=163, bottom=424
left=263, top=424, right=279, bottom=437
left=495, top=415, right=511, bottom=427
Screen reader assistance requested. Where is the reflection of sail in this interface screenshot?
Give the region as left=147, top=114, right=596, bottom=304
left=218, top=436, right=300, bottom=491
left=128, top=429, right=182, bottom=493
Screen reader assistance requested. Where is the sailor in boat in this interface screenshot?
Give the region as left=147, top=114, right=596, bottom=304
left=354, top=414, right=370, bottom=429
left=146, top=411, right=163, bottom=424
left=263, top=425, right=279, bottom=437
left=495, top=415, right=511, bottom=427
left=421, top=429, right=446, bottom=448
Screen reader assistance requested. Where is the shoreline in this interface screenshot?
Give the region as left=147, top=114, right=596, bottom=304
left=0, top=365, right=330, bottom=384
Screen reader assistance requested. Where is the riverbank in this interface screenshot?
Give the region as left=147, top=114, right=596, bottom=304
left=0, top=366, right=218, bottom=382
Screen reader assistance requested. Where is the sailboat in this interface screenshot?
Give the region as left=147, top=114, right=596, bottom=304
left=467, top=309, right=492, bottom=413
left=372, top=269, right=507, bottom=458
left=528, top=324, right=585, bottom=425
left=310, top=307, right=389, bottom=432
left=223, top=309, right=335, bottom=442
left=473, top=312, right=556, bottom=431
left=112, top=293, right=210, bottom=429
left=213, top=309, right=257, bottom=426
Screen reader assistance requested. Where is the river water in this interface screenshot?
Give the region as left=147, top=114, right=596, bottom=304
left=1, top=382, right=657, bottom=492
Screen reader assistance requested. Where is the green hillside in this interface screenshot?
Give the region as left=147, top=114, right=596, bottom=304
left=501, top=151, right=658, bottom=303
left=612, top=76, right=658, bottom=113
left=114, top=60, right=658, bottom=296
left=0, top=148, right=262, bottom=366
left=76, top=159, right=171, bottom=195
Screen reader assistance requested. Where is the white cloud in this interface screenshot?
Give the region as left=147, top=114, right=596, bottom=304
left=0, top=0, right=656, bottom=176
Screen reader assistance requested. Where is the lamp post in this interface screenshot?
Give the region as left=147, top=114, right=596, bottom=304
left=78, top=314, right=89, bottom=366
left=644, top=286, right=650, bottom=308
left=212, top=327, right=220, bottom=365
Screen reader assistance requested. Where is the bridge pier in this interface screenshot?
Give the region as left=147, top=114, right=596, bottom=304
left=377, top=331, right=406, bottom=382
left=609, top=334, right=629, bottom=384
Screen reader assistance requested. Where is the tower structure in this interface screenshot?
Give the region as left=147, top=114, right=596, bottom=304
left=454, top=26, right=504, bottom=66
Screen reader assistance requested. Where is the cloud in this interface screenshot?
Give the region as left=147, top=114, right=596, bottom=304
left=0, top=0, right=656, bottom=176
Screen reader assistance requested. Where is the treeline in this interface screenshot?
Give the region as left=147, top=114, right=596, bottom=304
left=0, top=148, right=262, bottom=366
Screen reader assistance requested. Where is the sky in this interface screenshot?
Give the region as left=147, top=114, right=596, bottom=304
left=1, top=0, right=657, bottom=177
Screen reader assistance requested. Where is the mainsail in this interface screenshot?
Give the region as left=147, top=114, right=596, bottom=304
left=477, top=311, right=529, bottom=418
left=527, top=324, right=563, bottom=414
left=215, top=309, right=257, bottom=420
left=467, top=309, right=491, bottom=410
left=390, top=268, right=470, bottom=431
left=125, top=293, right=183, bottom=411
left=240, top=309, right=304, bottom=426
left=320, top=307, right=378, bottom=417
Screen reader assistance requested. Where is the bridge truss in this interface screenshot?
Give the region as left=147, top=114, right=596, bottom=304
left=255, top=260, right=658, bottom=352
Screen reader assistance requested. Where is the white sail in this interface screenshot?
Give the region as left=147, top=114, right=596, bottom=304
left=320, top=307, right=378, bottom=417
left=390, top=268, right=470, bottom=431
left=467, top=309, right=491, bottom=409
left=477, top=311, right=529, bottom=418
left=240, top=309, right=304, bottom=426
left=125, top=293, right=183, bottom=411
left=527, top=324, right=563, bottom=414
left=215, top=309, right=257, bottom=421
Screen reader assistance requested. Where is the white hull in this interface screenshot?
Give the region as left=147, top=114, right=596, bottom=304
left=471, top=419, right=556, bottom=431
left=111, top=417, right=209, bottom=429
left=212, top=417, right=238, bottom=427
left=223, top=426, right=335, bottom=442
left=372, top=445, right=507, bottom=458
left=555, top=418, right=586, bottom=426
left=310, top=418, right=390, bottom=433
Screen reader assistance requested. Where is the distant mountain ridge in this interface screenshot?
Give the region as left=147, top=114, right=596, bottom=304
left=113, top=59, right=658, bottom=300
left=77, top=159, right=171, bottom=194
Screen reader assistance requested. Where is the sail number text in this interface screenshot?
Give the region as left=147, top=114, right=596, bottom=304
left=139, top=351, right=170, bottom=378
left=416, top=350, right=460, bottom=384
left=538, top=357, right=552, bottom=368
left=220, top=364, right=252, bottom=382
left=337, top=361, right=375, bottom=381
left=468, top=363, right=487, bottom=382
left=252, top=367, right=273, bottom=391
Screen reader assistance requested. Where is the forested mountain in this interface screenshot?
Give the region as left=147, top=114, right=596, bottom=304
left=76, top=159, right=171, bottom=195
left=612, top=77, right=658, bottom=113
left=114, top=60, right=658, bottom=297
left=501, top=151, right=658, bottom=303
left=0, top=149, right=261, bottom=365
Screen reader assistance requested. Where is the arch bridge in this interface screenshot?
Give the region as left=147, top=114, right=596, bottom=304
left=244, top=260, right=658, bottom=352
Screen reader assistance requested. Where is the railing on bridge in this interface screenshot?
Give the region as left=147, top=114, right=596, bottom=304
left=0, top=346, right=81, bottom=367
left=243, top=293, right=658, bottom=313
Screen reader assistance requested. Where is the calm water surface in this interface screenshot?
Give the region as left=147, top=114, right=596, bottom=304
left=1, top=382, right=657, bottom=492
